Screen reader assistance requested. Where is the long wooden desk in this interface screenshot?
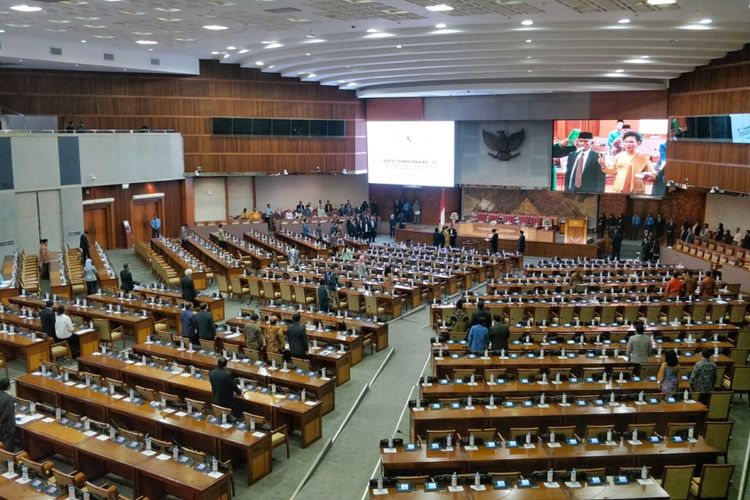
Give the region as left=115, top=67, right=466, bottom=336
left=87, top=293, right=184, bottom=335
left=222, top=318, right=352, bottom=385
left=9, top=294, right=154, bottom=344
left=76, top=354, right=323, bottom=448
left=150, top=238, right=207, bottom=290
left=211, top=233, right=273, bottom=270
left=410, top=400, right=708, bottom=441
left=433, top=353, right=734, bottom=377
left=15, top=373, right=272, bottom=484
left=381, top=439, right=717, bottom=478
left=368, top=480, right=670, bottom=499
left=183, top=237, right=244, bottom=278
left=0, top=473, right=53, bottom=499
left=432, top=338, right=735, bottom=355
left=133, top=285, right=225, bottom=323
left=17, top=417, right=232, bottom=499
left=257, top=305, right=389, bottom=351
left=130, top=342, right=336, bottom=415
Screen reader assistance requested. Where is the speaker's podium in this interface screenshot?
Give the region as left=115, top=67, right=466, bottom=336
left=564, top=218, right=588, bottom=244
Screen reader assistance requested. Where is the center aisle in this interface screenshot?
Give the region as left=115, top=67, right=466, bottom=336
left=296, top=306, right=435, bottom=500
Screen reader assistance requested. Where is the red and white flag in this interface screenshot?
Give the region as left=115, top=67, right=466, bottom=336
left=439, top=188, right=446, bottom=226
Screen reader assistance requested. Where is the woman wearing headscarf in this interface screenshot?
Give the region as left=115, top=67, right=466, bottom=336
left=83, top=258, right=98, bottom=295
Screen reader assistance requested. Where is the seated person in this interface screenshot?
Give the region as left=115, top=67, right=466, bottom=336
left=249, top=208, right=262, bottom=222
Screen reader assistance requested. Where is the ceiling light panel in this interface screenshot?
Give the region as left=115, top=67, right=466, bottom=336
left=556, top=0, right=680, bottom=13
left=406, top=0, right=542, bottom=16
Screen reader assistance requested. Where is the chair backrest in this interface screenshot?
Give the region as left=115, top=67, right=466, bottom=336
left=185, top=397, right=206, bottom=413
left=557, top=306, right=575, bottom=324
left=267, top=351, right=284, bottom=366
left=599, top=305, right=616, bottom=323
left=243, top=348, right=261, bottom=362
left=93, top=318, right=112, bottom=341
left=52, top=468, right=86, bottom=489
left=212, top=404, right=233, bottom=419
left=729, top=348, right=750, bottom=366
left=425, top=429, right=455, bottom=445
left=364, top=295, right=380, bottom=315
left=547, top=426, right=576, bottom=439
left=19, top=457, right=53, bottom=479
left=484, top=368, right=507, bottom=381
left=665, top=422, right=695, bottom=439
left=118, top=427, right=143, bottom=443
left=727, top=365, right=750, bottom=391
left=394, top=476, right=429, bottom=487
left=224, top=343, right=239, bottom=354
left=0, top=447, right=29, bottom=465
left=694, top=464, right=734, bottom=498
left=578, top=305, right=595, bottom=322
left=105, top=377, right=126, bottom=393
left=182, top=446, right=206, bottom=465
left=280, top=283, right=294, bottom=302
left=548, top=368, right=571, bottom=380
left=217, top=274, right=231, bottom=294
left=488, top=471, right=521, bottom=483
left=709, top=303, right=727, bottom=322
left=584, top=424, right=614, bottom=440
left=465, top=428, right=497, bottom=443
left=292, top=357, right=311, bottom=371
left=85, top=481, right=120, bottom=500
left=707, top=391, right=733, bottom=420
left=41, top=360, right=61, bottom=374
left=660, top=464, right=694, bottom=500
left=294, top=285, right=309, bottom=304
left=149, top=437, right=173, bottom=454
left=626, top=422, right=655, bottom=439
left=243, top=411, right=267, bottom=426
left=159, top=391, right=182, bottom=409
left=507, top=427, right=539, bottom=440
left=581, top=367, right=605, bottom=380
left=200, top=338, right=216, bottom=353
left=135, top=385, right=157, bottom=401
left=703, top=421, right=733, bottom=454
left=691, top=304, right=708, bottom=322
left=453, top=369, right=476, bottom=381
left=517, top=368, right=540, bottom=381
left=640, top=363, right=660, bottom=379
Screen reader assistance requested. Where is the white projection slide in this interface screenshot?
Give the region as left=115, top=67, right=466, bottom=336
left=367, top=121, right=455, bottom=187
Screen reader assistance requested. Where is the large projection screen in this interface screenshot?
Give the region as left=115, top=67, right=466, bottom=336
left=367, top=121, right=455, bottom=187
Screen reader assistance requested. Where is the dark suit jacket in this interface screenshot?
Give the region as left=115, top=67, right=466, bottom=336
left=317, top=285, right=330, bottom=310
left=563, top=150, right=606, bottom=193
left=120, top=269, right=135, bottom=292
left=286, top=322, right=309, bottom=357
left=488, top=323, right=509, bottom=351
left=39, top=306, right=56, bottom=338
left=470, top=309, right=492, bottom=328
left=181, top=275, right=197, bottom=301
left=209, top=367, right=240, bottom=408
left=195, top=310, right=216, bottom=340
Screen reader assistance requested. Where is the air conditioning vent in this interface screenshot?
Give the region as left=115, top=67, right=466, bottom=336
left=103, top=53, right=114, bottom=61
left=150, top=58, right=160, bottom=66
left=265, top=7, right=301, bottom=13
left=50, top=47, right=62, bottom=55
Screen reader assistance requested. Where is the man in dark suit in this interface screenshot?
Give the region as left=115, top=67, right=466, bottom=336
left=612, top=228, right=623, bottom=260
left=79, top=230, right=90, bottom=262
left=317, top=279, right=330, bottom=313
left=563, top=132, right=606, bottom=193
left=39, top=300, right=56, bottom=339
left=181, top=269, right=197, bottom=303
left=0, top=378, right=14, bottom=451
left=470, top=300, right=492, bottom=328
left=209, top=357, right=240, bottom=416
left=489, top=229, right=499, bottom=253
left=286, top=313, right=309, bottom=359
left=120, top=263, right=135, bottom=292
left=488, top=314, right=509, bottom=351
left=195, top=303, right=216, bottom=340
left=517, top=230, right=526, bottom=254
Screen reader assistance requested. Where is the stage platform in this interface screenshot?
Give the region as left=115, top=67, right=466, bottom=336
left=395, top=225, right=602, bottom=259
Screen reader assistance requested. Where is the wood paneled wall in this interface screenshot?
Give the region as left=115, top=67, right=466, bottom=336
left=667, top=44, right=750, bottom=192
left=0, top=60, right=366, bottom=175
left=598, top=190, right=706, bottom=230
left=83, top=180, right=184, bottom=248
left=369, top=184, right=461, bottom=226
left=590, top=91, right=668, bottom=119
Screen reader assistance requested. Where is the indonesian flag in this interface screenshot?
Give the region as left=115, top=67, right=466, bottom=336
left=439, top=188, right=446, bottom=226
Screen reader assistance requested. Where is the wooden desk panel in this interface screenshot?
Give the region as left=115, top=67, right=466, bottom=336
left=133, top=285, right=225, bottom=323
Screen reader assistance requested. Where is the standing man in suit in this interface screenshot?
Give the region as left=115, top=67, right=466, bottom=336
left=517, top=230, right=526, bottom=255
left=39, top=300, right=56, bottom=340
left=120, top=263, right=135, bottom=292
left=317, top=279, right=330, bottom=313
left=612, top=228, right=623, bottom=261
left=209, top=357, right=241, bottom=417
left=38, top=239, right=50, bottom=280
left=286, top=313, right=309, bottom=360
left=564, top=132, right=606, bottom=193
left=0, top=379, right=15, bottom=451
left=195, top=303, right=216, bottom=341
left=79, top=230, right=90, bottom=262
left=181, top=269, right=197, bottom=304
left=489, top=228, right=499, bottom=254
left=150, top=214, right=161, bottom=238
left=488, top=314, right=509, bottom=351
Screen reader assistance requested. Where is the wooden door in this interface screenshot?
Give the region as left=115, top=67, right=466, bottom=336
left=131, top=199, right=163, bottom=243
left=83, top=204, right=114, bottom=249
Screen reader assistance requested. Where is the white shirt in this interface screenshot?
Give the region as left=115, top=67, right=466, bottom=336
left=55, top=313, right=74, bottom=340
left=733, top=231, right=742, bottom=245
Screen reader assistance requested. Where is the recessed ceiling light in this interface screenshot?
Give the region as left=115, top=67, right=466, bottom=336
left=618, top=18, right=630, bottom=24
left=396, top=45, right=402, bottom=49
left=305, top=34, right=316, bottom=38
left=525, top=39, right=532, bottom=43
left=647, top=0, right=676, bottom=4
left=430, top=28, right=461, bottom=34
left=624, top=58, right=651, bottom=64
left=679, top=24, right=711, bottom=30
left=305, top=52, right=311, bottom=56
left=156, top=17, right=182, bottom=22
left=426, top=3, right=453, bottom=11
left=527, top=69, right=532, bottom=72
left=226, top=46, right=236, bottom=50
left=605, top=72, right=626, bottom=77
left=698, top=18, right=712, bottom=24
left=223, top=54, right=230, bottom=59
left=269, top=65, right=274, bottom=69
left=641, top=55, right=650, bottom=59
left=136, top=40, right=158, bottom=45
left=366, top=28, right=378, bottom=33
left=148, top=48, right=153, bottom=51
left=435, top=23, right=447, bottom=28
left=255, top=61, right=264, bottom=66
left=526, top=55, right=532, bottom=59
left=364, top=32, right=395, bottom=39
left=307, top=73, right=316, bottom=78
left=303, top=38, right=326, bottom=44
left=238, top=49, right=249, bottom=54
left=0, top=29, right=5, bottom=33
left=521, top=20, right=533, bottom=26
left=48, top=19, right=71, bottom=24
left=10, top=4, right=43, bottom=12
left=615, top=69, right=624, bottom=72
left=346, top=82, right=357, bottom=87
left=203, top=24, right=228, bottom=31
left=154, top=7, right=181, bottom=12
left=80, top=40, right=87, bottom=43
left=211, top=51, right=220, bottom=55
left=264, top=43, right=283, bottom=49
